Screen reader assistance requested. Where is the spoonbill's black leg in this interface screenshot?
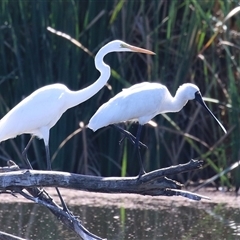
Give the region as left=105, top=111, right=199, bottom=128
left=113, top=125, right=148, bottom=149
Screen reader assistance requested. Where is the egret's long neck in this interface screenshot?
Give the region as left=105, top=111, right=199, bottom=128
left=168, top=89, right=189, bottom=113
left=66, top=46, right=111, bottom=108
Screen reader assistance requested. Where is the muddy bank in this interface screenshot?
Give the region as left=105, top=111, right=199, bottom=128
left=1, top=188, right=240, bottom=210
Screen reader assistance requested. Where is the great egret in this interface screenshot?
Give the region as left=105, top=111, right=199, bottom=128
left=88, top=82, right=227, bottom=176
left=0, top=40, right=154, bottom=170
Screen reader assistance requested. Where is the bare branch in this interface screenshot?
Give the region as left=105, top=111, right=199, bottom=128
left=0, top=159, right=205, bottom=200
left=0, top=159, right=207, bottom=239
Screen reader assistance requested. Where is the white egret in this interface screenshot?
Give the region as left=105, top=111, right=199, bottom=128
left=88, top=82, right=227, bottom=176
left=0, top=40, right=154, bottom=170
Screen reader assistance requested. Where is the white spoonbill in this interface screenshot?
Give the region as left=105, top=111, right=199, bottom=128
left=88, top=82, right=227, bottom=176
left=0, top=40, right=154, bottom=171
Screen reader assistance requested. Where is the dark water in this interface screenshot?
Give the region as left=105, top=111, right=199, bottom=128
left=1, top=201, right=240, bottom=240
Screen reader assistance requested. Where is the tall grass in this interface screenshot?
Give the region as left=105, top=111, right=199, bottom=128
left=0, top=1, right=239, bottom=187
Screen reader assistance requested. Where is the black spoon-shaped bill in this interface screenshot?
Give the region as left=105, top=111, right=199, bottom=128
left=194, top=91, right=227, bottom=134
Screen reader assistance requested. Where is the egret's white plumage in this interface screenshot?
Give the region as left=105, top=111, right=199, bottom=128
left=0, top=40, right=154, bottom=170
left=88, top=82, right=226, bottom=176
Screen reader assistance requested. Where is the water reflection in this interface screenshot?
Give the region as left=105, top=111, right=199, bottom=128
left=0, top=201, right=240, bottom=239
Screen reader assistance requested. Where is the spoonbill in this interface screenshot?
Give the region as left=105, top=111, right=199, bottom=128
left=88, top=82, right=227, bottom=176
left=0, top=40, right=154, bottom=171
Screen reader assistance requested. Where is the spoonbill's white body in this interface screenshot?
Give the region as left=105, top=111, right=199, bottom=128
left=0, top=40, right=154, bottom=170
left=88, top=82, right=227, bottom=176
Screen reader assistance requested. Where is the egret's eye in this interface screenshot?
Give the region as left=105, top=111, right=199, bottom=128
left=120, top=43, right=128, bottom=48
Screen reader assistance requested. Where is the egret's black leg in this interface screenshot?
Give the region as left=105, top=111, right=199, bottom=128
left=134, top=125, right=146, bottom=178
left=113, top=125, right=148, bottom=149
left=45, top=145, right=72, bottom=215
left=45, top=145, right=52, bottom=171
left=22, top=137, right=45, bottom=197
left=22, top=136, right=34, bottom=169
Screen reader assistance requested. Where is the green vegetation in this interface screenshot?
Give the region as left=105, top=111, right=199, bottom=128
left=0, top=1, right=239, bottom=188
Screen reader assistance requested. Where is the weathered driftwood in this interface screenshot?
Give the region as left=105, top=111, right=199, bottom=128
left=0, top=159, right=208, bottom=240
left=0, top=159, right=207, bottom=200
